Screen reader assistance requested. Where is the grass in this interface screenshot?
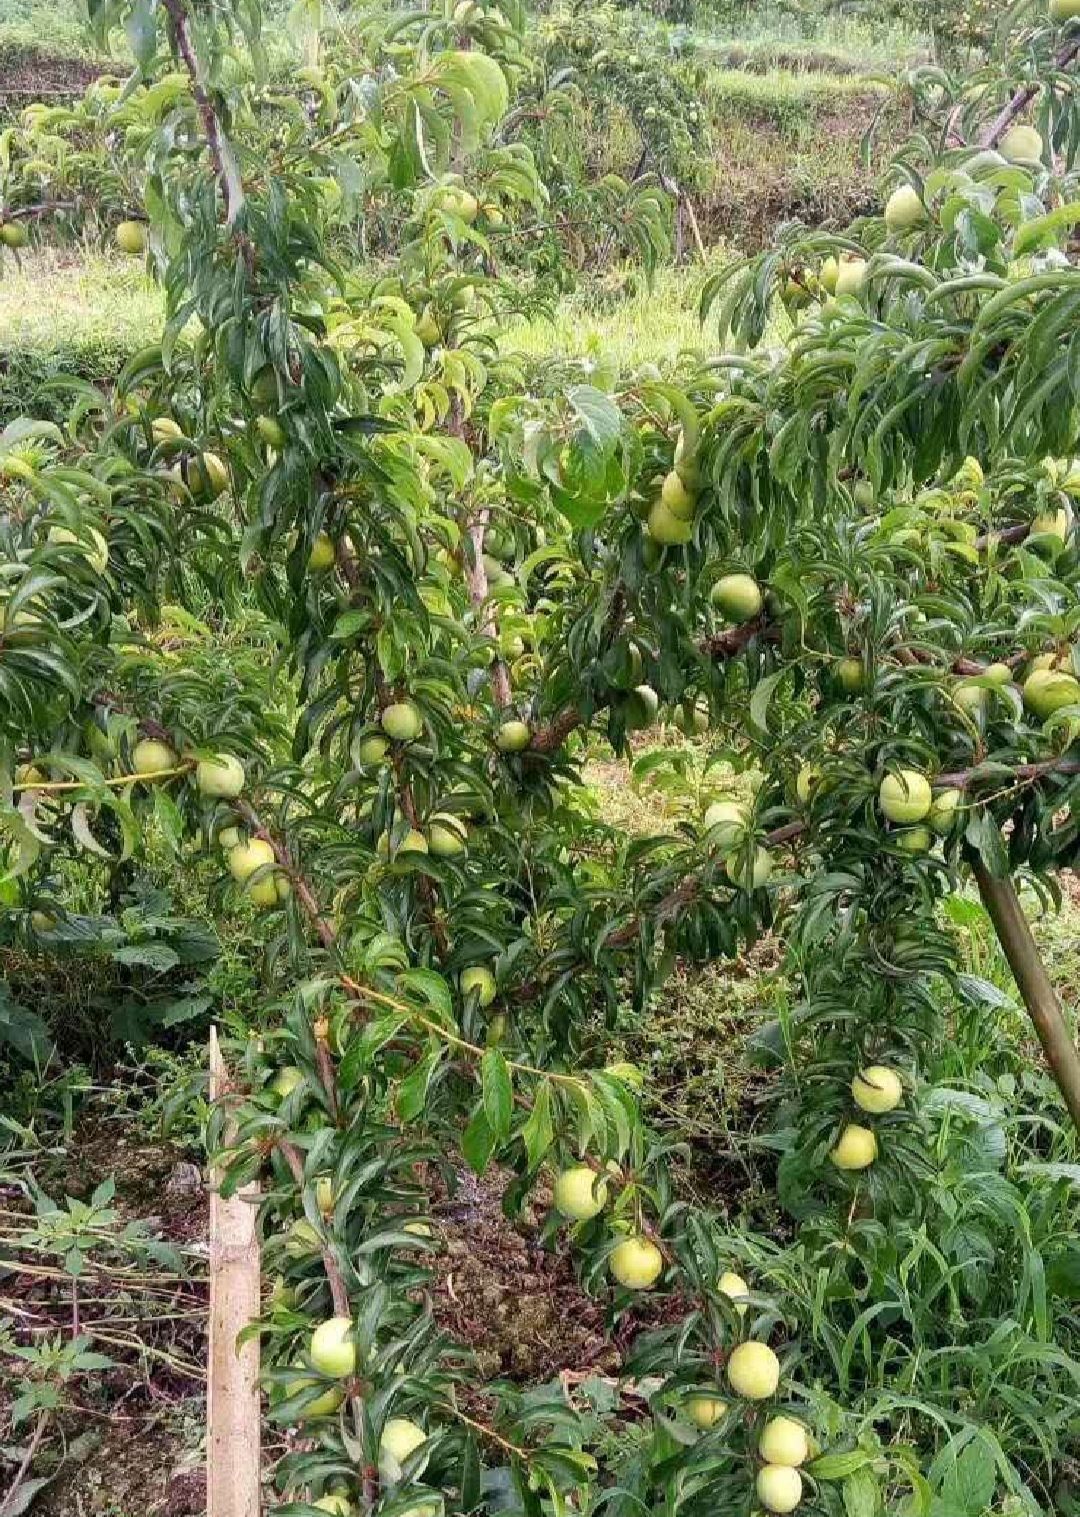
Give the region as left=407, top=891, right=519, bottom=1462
left=501, top=265, right=712, bottom=369
left=0, top=247, right=161, bottom=350
left=0, top=247, right=162, bottom=421
left=0, top=0, right=90, bottom=57
left=675, top=1, right=928, bottom=69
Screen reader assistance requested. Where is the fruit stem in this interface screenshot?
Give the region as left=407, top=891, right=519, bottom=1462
left=437, top=1401, right=531, bottom=1461
left=970, top=857, right=1080, bottom=1131
left=12, top=762, right=194, bottom=794
left=347, top=980, right=588, bottom=1088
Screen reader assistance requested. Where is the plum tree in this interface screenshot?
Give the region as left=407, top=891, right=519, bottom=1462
left=3, top=0, right=1080, bottom=1511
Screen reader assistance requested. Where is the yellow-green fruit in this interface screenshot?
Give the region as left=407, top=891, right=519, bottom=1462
left=647, top=499, right=694, bottom=546
left=132, top=737, right=178, bottom=776
left=228, top=836, right=276, bottom=883
left=660, top=469, right=695, bottom=521
left=0, top=221, right=29, bottom=249
left=357, top=734, right=389, bottom=765
left=627, top=684, right=659, bottom=729
left=151, top=416, right=185, bottom=444
left=49, top=524, right=109, bottom=574
left=756, top=1464, right=803, bottom=1514
left=281, top=1369, right=344, bottom=1419
left=439, top=187, right=479, bottom=222
left=878, top=769, right=932, bottom=824
left=685, top=1394, right=727, bottom=1429
left=830, top=1123, right=878, bottom=1170
left=188, top=451, right=229, bottom=500
left=703, top=800, right=748, bottom=848
left=398, top=829, right=428, bottom=855
left=711, top=573, right=763, bottom=622
left=726, top=1340, right=780, bottom=1399
left=1050, top=0, right=1080, bottom=19
left=308, top=532, right=337, bottom=571
left=271, top=1065, right=304, bottom=1100
left=718, top=1269, right=749, bottom=1315
left=284, top=1218, right=321, bottom=1257
left=999, top=124, right=1043, bottom=164
left=852, top=1065, right=903, bottom=1114
left=852, top=479, right=875, bottom=510
left=500, top=632, right=525, bottom=660
left=415, top=308, right=442, bottom=345
left=796, top=765, right=820, bottom=805
left=1023, top=668, right=1080, bottom=718
left=315, top=1175, right=334, bottom=1215
left=819, top=256, right=839, bottom=294
left=461, top=965, right=497, bottom=1007
left=256, top=415, right=286, bottom=450
left=609, top=1235, right=664, bottom=1289
left=725, top=846, right=772, bottom=891
left=884, top=184, right=927, bottom=233
left=250, top=367, right=279, bottom=406
left=834, top=257, right=867, bottom=296
left=895, top=825, right=932, bottom=854
left=496, top=719, right=531, bottom=753
left=1030, top=508, right=1069, bottom=542
left=427, top=813, right=468, bottom=857
left=836, top=657, right=865, bottom=693
left=682, top=697, right=710, bottom=735
left=310, top=1316, right=357, bottom=1378
left=984, top=662, right=1013, bottom=686
left=953, top=682, right=986, bottom=717
left=553, top=1165, right=608, bottom=1221
left=313, top=1497, right=354, bottom=1516
left=381, top=700, right=423, bottom=742
left=758, top=1415, right=809, bottom=1467
left=196, top=752, right=245, bottom=799
left=378, top=1418, right=428, bottom=1482
left=928, top=787, right=961, bottom=834
left=115, top=219, right=147, bottom=255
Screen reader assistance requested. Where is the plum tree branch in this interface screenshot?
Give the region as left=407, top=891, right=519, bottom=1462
left=530, top=611, right=777, bottom=752
left=463, top=505, right=512, bottom=709
left=160, top=0, right=245, bottom=226
left=981, top=36, right=1080, bottom=149
left=275, top=1139, right=353, bottom=1316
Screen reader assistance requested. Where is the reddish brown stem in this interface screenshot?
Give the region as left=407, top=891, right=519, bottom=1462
left=160, top=0, right=245, bottom=224
left=981, top=37, right=1080, bottom=149
left=463, top=506, right=512, bottom=709
left=236, top=801, right=336, bottom=948
left=277, top=1141, right=352, bottom=1318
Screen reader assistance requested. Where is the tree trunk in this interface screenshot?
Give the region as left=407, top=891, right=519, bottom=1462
left=971, top=860, right=1080, bottom=1131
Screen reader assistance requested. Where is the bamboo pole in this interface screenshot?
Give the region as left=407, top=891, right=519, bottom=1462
left=208, top=1026, right=262, bottom=1517
left=971, top=861, right=1080, bottom=1132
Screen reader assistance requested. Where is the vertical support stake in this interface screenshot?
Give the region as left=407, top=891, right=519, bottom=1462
left=208, top=1025, right=261, bottom=1516
left=972, top=860, right=1080, bottom=1132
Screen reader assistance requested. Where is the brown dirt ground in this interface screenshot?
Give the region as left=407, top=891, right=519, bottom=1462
left=0, top=48, right=105, bottom=111
left=3, top=1123, right=690, bottom=1514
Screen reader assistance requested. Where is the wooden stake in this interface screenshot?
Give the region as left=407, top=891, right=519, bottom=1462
left=972, top=861, right=1080, bottom=1132
left=208, top=1026, right=262, bottom=1516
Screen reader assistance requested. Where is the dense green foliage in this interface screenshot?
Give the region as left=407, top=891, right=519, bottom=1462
left=3, top=1, right=1080, bottom=1515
